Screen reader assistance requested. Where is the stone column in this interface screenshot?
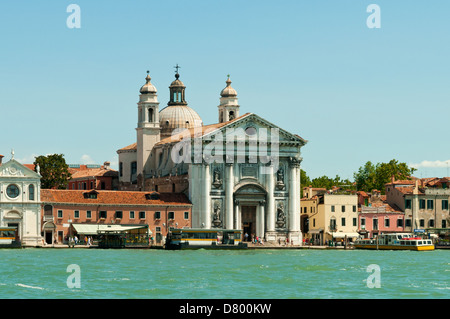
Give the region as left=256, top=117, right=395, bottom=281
left=203, top=162, right=211, bottom=228
left=257, top=201, right=265, bottom=239
left=143, top=106, right=148, bottom=123
left=234, top=199, right=240, bottom=230
left=266, top=164, right=275, bottom=232
left=225, top=163, right=234, bottom=229
left=288, top=157, right=300, bottom=232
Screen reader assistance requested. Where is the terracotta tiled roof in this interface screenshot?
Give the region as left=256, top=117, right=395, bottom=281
left=155, top=113, right=252, bottom=146
left=371, top=201, right=402, bottom=213
left=395, top=186, right=415, bottom=195
left=41, top=189, right=192, bottom=206
left=69, top=167, right=118, bottom=179
left=117, top=143, right=137, bottom=152
left=385, top=179, right=416, bottom=186
left=362, top=200, right=402, bottom=213
left=23, top=164, right=35, bottom=171
left=357, top=191, right=369, bottom=197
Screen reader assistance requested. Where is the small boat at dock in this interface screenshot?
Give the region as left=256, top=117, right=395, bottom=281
left=0, top=227, right=21, bottom=248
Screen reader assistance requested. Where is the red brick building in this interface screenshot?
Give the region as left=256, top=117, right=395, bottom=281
left=40, top=189, right=192, bottom=246
left=68, top=162, right=119, bottom=190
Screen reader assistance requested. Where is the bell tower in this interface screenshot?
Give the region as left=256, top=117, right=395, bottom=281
left=218, top=75, right=240, bottom=123
left=136, top=71, right=160, bottom=181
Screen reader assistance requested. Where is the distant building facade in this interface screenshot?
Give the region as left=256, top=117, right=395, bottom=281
left=301, top=187, right=359, bottom=244
left=67, top=162, right=119, bottom=190
left=357, top=190, right=405, bottom=238
left=0, top=154, right=42, bottom=247
left=385, top=177, right=450, bottom=236
left=40, top=189, right=192, bottom=245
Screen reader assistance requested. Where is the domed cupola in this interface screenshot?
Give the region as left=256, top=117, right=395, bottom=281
left=220, top=76, right=237, bottom=97
left=168, top=65, right=187, bottom=106
left=218, top=75, right=240, bottom=123
left=140, top=71, right=157, bottom=94
left=159, top=65, right=203, bottom=139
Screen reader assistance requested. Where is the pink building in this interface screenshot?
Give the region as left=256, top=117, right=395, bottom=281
left=357, top=190, right=405, bottom=238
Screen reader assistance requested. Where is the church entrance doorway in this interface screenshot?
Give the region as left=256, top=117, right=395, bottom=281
left=45, top=231, right=53, bottom=245
left=241, top=205, right=256, bottom=242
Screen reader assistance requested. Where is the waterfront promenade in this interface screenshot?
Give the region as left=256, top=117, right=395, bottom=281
left=37, top=242, right=351, bottom=250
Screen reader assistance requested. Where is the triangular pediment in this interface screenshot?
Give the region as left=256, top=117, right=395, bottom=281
left=202, top=113, right=307, bottom=146
left=154, top=112, right=307, bottom=150
left=0, top=159, right=41, bottom=179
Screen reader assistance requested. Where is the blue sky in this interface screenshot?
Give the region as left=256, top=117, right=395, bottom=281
left=1, top=1, right=449, bottom=180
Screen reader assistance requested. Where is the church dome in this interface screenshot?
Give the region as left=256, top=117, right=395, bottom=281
left=220, top=76, right=237, bottom=97
left=140, top=71, right=157, bottom=94
left=159, top=105, right=203, bottom=137
left=159, top=66, right=203, bottom=138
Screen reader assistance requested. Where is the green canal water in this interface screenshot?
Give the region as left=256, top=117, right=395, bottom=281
left=0, top=248, right=448, bottom=299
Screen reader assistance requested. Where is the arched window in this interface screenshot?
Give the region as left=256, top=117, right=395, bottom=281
left=148, top=108, right=154, bottom=122
left=29, top=184, right=35, bottom=201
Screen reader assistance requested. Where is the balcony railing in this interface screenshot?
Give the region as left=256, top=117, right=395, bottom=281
left=43, top=215, right=54, bottom=222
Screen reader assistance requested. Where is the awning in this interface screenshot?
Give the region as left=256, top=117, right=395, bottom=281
left=72, top=224, right=149, bottom=235
left=327, top=232, right=360, bottom=238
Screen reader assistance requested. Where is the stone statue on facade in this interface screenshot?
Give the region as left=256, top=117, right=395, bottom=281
left=275, top=167, right=285, bottom=190
left=212, top=167, right=222, bottom=188
left=212, top=201, right=222, bottom=228
left=276, top=202, right=286, bottom=228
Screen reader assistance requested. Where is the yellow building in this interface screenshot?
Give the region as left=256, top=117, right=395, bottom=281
left=301, top=187, right=359, bottom=245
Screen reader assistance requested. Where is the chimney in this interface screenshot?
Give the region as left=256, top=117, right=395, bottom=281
left=413, top=179, right=419, bottom=195
left=103, top=161, right=111, bottom=170
left=391, top=175, right=395, bottom=184
left=0, top=154, right=3, bottom=165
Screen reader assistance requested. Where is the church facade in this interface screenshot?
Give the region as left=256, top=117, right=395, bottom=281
left=117, top=69, right=307, bottom=244
left=0, top=153, right=42, bottom=247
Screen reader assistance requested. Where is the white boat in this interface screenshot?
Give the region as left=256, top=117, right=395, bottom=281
left=354, top=233, right=434, bottom=251
left=165, top=228, right=247, bottom=250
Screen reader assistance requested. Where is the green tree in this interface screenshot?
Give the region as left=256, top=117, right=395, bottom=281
left=354, top=159, right=416, bottom=193
left=310, top=174, right=354, bottom=190
left=300, top=169, right=311, bottom=187
left=33, top=154, right=72, bottom=189
left=354, top=161, right=376, bottom=192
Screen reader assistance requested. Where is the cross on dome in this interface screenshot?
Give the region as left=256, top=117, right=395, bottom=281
left=174, top=64, right=181, bottom=79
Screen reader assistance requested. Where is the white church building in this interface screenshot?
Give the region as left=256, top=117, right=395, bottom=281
left=117, top=68, right=307, bottom=244
left=0, top=153, right=42, bottom=247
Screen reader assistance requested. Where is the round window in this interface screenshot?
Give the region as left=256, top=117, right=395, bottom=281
left=245, top=126, right=257, bottom=136
left=6, top=184, right=20, bottom=198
